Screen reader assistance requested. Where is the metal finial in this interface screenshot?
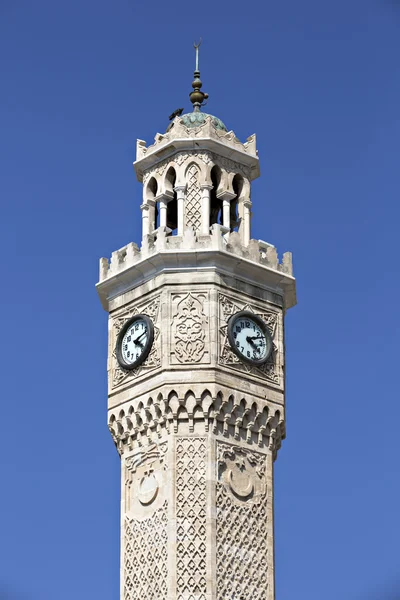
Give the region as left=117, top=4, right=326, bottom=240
left=190, top=38, right=208, bottom=112
left=194, top=38, right=202, bottom=72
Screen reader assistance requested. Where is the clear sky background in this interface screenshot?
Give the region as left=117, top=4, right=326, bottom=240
left=0, top=0, right=399, bottom=599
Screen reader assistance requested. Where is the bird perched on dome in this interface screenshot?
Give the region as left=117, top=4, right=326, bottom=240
left=169, top=108, right=184, bottom=121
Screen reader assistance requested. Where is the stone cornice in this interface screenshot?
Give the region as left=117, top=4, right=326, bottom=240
left=97, top=225, right=296, bottom=311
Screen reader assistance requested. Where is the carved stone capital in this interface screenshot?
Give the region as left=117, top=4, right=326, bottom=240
left=216, top=189, right=236, bottom=202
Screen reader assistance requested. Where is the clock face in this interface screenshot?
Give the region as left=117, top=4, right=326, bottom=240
left=116, top=314, right=154, bottom=370
left=227, top=311, right=273, bottom=366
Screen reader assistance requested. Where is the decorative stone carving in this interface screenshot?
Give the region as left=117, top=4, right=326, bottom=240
left=216, top=442, right=270, bottom=600
left=170, top=292, right=210, bottom=364
left=176, top=437, right=207, bottom=600
left=219, top=293, right=281, bottom=384
left=108, top=387, right=285, bottom=458
left=185, top=163, right=202, bottom=230
left=217, top=443, right=266, bottom=505
left=124, top=501, right=168, bottom=600
left=125, top=442, right=168, bottom=517
left=142, top=150, right=213, bottom=182
left=211, top=152, right=251, bottom=180
left=111, top=295, right=161, bottom=388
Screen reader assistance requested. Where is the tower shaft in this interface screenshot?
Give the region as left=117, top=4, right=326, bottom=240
left=97, top=93, right=296, bottom=600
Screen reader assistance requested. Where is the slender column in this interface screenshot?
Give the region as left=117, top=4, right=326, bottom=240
left=243, top=199, right=252, bottom=246
left=217, top=190, right=236, bottom=230
left=222, top=199, right=230, bottom=229
left=159, top=199, right=167, bottom=227
left=140, top=203, right=150, bottom=238
left=175, top=186, right=185, bottom=236
left=200, top=184, right=212, bottom=234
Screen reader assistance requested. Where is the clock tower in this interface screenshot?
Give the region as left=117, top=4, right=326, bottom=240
left=97, top=48, right=296, bottom=600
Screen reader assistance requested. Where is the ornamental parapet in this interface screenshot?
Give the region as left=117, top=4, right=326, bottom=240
left=99, top=224, right=293, bottom=284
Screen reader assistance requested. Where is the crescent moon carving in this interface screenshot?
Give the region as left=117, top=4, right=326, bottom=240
left=228, top=469, right=254, bottom=498
left=138, top=474, right=159, bottom=506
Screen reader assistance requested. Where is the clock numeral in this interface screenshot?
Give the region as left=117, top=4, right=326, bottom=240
left=245, top=320, right=250, bottom=328
left=247, top=351, right=250, bottom=358
left=124, top=344, right=128, bottom=351
left=233, top=332, right=237, bottom=339
left=127, top=336, right=131, bottom=342
left=135, top=324, right=139, bottom=330
left=236, top=326, right=240, bottom=333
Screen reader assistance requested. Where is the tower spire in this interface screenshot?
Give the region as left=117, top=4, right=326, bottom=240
left=189, top=38, right=209, bottom=112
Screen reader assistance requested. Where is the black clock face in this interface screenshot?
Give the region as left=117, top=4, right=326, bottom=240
left=116, top=314, right=154, bottom=370
left=227, top=310, right=273, bottom=366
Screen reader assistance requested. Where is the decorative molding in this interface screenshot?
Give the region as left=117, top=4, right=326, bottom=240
left=111, top=295, right=161, bottom=388
left=218, top=293, right=281, bottom=385
left=124, top=501, right=168, bottom=600
left=108, top=388, right=284, bottom=459
left=176, top=437, right=207, bottom=600
left=143, top=150, right=213, bottom=181
left=211, top=152, right=251, bottom=179
left=216, top=442, right=270, bottom=600
left=170, top=291, right=210, bottom=365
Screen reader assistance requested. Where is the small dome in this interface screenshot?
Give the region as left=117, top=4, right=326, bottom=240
left=180, top=111, right=227, bottom=132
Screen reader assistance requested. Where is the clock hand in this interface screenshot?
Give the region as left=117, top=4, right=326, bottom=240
left=133, top=330, right=147, bottom=347
left=246, top=336, right=257, bottom=348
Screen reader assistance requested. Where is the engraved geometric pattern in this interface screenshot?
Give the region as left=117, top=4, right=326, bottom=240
left=185, top=163, right=202, bottom=230
left=124, top=501, right=168, bottom=600
left=218, top=292, right=280, bottom=384
left=176, top=437, right=207, bottom=599
left=111, top=294, right=161, bottom=388
left=216, top=444, right=269, bottom=600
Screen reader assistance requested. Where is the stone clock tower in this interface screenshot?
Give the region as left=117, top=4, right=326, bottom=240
left=97, top=50, right=296, bottom=600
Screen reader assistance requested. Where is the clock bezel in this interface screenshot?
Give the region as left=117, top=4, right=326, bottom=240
left=115, top=314, right=154, bottom=371
left=227, top=310, right=273, bottom=366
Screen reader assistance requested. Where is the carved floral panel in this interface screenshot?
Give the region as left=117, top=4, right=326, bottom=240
left=170, top=291, right=210, bottom=365
left=218, top=293, right=281, bottom=385
left=110, top=294, right=161, bottom=389
left=216, top=442, right=270, bottom=600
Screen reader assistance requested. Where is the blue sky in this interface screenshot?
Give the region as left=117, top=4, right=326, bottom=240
left=0, top=0, right=399, bottom=598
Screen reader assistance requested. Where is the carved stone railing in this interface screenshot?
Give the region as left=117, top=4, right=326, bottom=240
left=99, top=224, right=293, bottom=282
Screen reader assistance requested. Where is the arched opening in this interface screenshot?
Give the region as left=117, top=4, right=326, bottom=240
left=146, top=177, right=158, bottom=231
left=165, top=167, right=178, bottom=234
left=231, top=174, right=244, bottom=232
left=210, top=165, right=222, bottom=226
